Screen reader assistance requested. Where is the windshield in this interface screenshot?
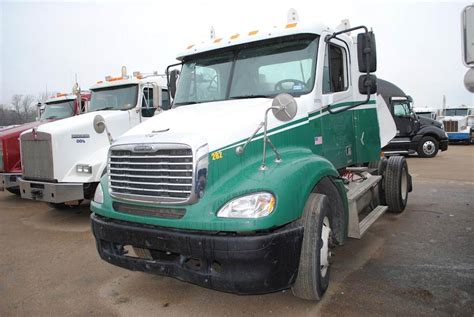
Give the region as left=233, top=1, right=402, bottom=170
left=417, top=112, right=432, bottom=119
left=445, top=109, right=468, bottom=116
left=89, top=84, right=138, bottom=112
left=40, top=100, right=75, bottom=120
left=174, top=35, right=319, bottom=106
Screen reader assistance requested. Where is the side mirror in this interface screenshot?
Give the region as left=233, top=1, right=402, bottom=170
left=93, top=115, right=106, bottom=134
left=358, top=74, right=377, bottom=95
left=407, top=95, right=413, bottom=103
left=272, top=93, right=298, bottom=122
left=169, top=69, right=180, bottom=99
left=357, top=31, right=377, bottom=73
left=462, top=5, right=474, bottom=67
left=153, top=85, right=162, bottom=108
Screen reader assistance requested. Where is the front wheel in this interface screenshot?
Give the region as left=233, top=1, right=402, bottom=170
left=418, top=136, right=439, bottom=158
left=292, top=193, right=334, bottom=301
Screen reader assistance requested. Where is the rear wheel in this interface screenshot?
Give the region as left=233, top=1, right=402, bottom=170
left=292, top=194, right=333, bottom=301
left=418, top=136, right=439, bottom=158
left=385, top=156, right=409, bottom=213
left=6, top=187, right=21, bottom=196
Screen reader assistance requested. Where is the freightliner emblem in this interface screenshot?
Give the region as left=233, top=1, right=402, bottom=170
left=133, top=145, right=154, bottom=152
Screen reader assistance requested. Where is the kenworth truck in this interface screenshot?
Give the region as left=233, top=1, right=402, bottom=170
left=378, top=79, right=448, bottom=158
left=90, top=14, right=412, bottom=300
left=19, top=68, right=170, bottom=209
left=439, top=107, right=473, bottom=143
left=0, top=91, right=90, bottom=195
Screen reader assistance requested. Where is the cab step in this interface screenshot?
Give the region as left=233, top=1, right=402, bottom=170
left=359, top=205, right=388, bottom=236
left=345, top=171, right=387, bottom=239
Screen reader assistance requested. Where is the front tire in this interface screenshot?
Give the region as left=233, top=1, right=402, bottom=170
left=385, top=156, right=409, bottom=213
left=418, top=136, right=439, bottom=158
left=292, top=194, right=333, bottom=301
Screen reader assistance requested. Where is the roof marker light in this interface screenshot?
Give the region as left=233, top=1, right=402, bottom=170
left=285, top=23, right=297, bottom=28
left=248, top=30, right=259, bottom=36
left=214, top=38, right=222, bottom=43
left=230, top=33, right=240, bottom=40
left=187, top=44, right=195, bottom=49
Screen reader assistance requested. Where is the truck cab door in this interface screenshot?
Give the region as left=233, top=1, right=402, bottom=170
left=392, top=102, right=414, bottom=136
left=319, top=41, right=354, bottom=168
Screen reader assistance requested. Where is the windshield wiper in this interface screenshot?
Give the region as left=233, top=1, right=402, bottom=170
left=229, top=95, right=272, bottom=99
left=96, top=106, right=115, bottom=111
left=45, top=116, right=58, bottom=119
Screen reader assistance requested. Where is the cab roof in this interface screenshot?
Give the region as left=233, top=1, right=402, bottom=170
left=90, top=75, right=167, bottom=90
left=176, top=21, right=335, bottom=61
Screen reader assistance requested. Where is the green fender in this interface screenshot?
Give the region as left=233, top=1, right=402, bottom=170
left=92, top=147, right=348, bottom=233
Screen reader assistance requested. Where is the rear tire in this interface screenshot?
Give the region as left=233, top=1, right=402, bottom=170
left=6, top=187, right=21, bottom=196
left=418, top=136, right=439, bottom=158
left=385, top=156, right=409, bottom=213
left=292, top=194, right=333, bottom=301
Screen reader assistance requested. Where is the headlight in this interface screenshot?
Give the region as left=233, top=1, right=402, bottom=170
left=76, top=164, right=92, bottom=174
left=93, top=184, right=104, bottom=204
left=217, top=192, right=276, bottom=218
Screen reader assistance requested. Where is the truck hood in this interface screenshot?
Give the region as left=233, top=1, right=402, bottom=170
left=121, top=98, right=281, bottom=152
left=21, top=110, right=137, bottom=182
left=0, top=120, right=44, bottom=140
left=418, top=116, right=442, bottom=128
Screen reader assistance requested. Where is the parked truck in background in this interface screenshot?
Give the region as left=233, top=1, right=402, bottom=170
left=19, top=68, right=170, bottom=209
left=413, top=107, right=440, bottom=121
left=378, top=79, right=448, bottom=158
left=0, top=91, right=90, bottom=195
left=90, top=12, right=412, bottom=301
left=439, top=107, right=473, bottom=143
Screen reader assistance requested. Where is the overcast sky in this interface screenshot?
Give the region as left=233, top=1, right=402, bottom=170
left=1, top=0, right=473, bottom=108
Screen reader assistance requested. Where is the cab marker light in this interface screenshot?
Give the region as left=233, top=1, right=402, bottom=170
left=248, top=30, right=259, bottom=36
left=285, top=22, right=297, bottom=28
left=230, top=33, right=240, bottom=40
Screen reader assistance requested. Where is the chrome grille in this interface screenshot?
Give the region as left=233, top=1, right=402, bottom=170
left=443, top=121, right=458, bottom=132
left=109, top=144, right=194, bottom=204
left=20, top=131, right=54, bottom=180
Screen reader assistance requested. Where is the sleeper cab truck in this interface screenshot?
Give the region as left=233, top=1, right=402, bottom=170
left=90, top=17, right=412, bottom=301
left=378, top=79, right=448, bottom=158
left=19, top=69, right=171, bottom=209
left=0, top=91, right=90, bottom=195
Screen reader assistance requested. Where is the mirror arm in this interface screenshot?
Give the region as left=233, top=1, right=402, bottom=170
left=325, top=25, right=368, bottom=43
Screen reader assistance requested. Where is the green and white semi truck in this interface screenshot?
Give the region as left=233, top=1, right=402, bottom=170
left=90, top=13, right=412, bottom=300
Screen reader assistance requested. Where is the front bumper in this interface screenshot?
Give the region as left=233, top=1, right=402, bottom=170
left=0, top=173, right=21, bottom=191
left=91, top=213, right=304, bottom=295
left=19, top=179, right=84, bottom=203
left=447, top=132, right=470, bottom=141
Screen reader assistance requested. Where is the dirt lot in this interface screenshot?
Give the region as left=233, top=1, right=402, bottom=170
left=1, top=146, right=473, bottom=316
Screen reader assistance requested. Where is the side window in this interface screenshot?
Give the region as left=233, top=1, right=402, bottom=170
left=393, top=103, right=409, bottom=116
left=161, top=89, right=171, bottom=110
left=141, top=87, right=156, bottom=117
left=322, top=44, right=348, bottom=94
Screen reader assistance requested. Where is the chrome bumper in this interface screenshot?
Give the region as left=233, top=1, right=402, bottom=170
left=0, top=173, right=22, bottom=191
left=19, top=179, right=84, bottom=203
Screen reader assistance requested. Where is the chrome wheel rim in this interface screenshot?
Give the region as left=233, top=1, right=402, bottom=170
left=401, top=166, right=408, bottom=201
left=423, top=141, right=436, bottom=156
left=320, top=216, right=331, bottom=278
